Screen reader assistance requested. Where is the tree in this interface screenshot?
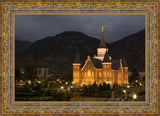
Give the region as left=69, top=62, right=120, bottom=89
left=62, top=90, right=72, bottom=101
left=102, top=82, right=107, bottom=91
left=99, top=84, right=103, bottom=92
left=106, top=83, right=111, bottom=91
left=63, top=70, right=73, bottom=82
left=84, top=85, right=88, bottom=93
left=141, top=76, right=145, bottom=87
left=129, top=68, right=140, bottom=85
left=24, top=64, right=38, bottom=81
left=88, top=85, right=92, bottom=93
left=91, top=81, right=98, bottom=93
left=15, top=62, right=21, bottom=81
left=113, top=83, right=119, bottom=90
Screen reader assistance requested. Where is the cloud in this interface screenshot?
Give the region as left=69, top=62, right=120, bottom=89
left=15, top=15, right=145, bottom=43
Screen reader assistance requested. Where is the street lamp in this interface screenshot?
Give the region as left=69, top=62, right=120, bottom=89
left=123, top=90, right=126, bottom=93
left=61, top=86, right=64, bottom=90
left=123, top=90, right=127, bottom=99
left=139, top=83, right=142, bottom=86
left=28, top=80, right=31, bottom=84
left=133, top=94, right=137, bottom=101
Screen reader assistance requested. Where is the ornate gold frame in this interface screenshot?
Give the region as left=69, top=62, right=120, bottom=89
left=1, top=1, right=159, bottom=114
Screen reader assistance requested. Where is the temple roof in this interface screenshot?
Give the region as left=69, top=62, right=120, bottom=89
left=90, top=57, right=102, bottom=68
left=103, top=52, right=111, bottom=62
left=111, top=59, right=120, bottom=70
left=81, top=57, right=128, bottom=70
left=73, top=48, right=81, bottom=63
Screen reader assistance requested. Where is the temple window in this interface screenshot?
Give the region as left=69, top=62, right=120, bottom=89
left=87, top=70, right=91, bottom=77
left=92, top=72, right=94, bottom=76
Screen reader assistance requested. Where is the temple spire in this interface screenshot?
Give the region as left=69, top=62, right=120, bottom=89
left=99, top=26, right=106, bottom=48
left=102, top=26, right=104, bottom=32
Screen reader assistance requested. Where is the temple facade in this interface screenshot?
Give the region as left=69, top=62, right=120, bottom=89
left=72, top=26, right=128, bottom=88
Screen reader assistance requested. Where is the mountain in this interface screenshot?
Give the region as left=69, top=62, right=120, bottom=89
left=16, top=31, right=110, bottom=73
left=15, top=40, right=32, bottom=56
left=16, top=30, right=145, bottom=73
left=109, top=29, right=145, bottom=72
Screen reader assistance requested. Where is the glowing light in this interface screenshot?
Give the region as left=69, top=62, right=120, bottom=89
left=61, top=86, right=64, bottom=90
left=127, top=85, right=130, bottom=88
left=139, top=83, right=142, bottom=86
left=57, top=79, right=59, bottom=81
left=87, top=70, right=91, bottom=77
left=28, top=80, right=31, bottom=84
left=66, top=82, right=68, bottom=85
left=133, top=94, right=137, bottom=100
left=82, top=82, right=85, bottom=84
left=136, top=80, right=138, bottom=82
left=123, top=90, right=126, bottom=93
left=106, top=81, right=111, bottom=84
left=70, top=86, right=73, bottom=88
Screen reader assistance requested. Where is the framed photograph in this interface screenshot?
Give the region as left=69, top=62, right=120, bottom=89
left=1, top=1, right=159, bottom=115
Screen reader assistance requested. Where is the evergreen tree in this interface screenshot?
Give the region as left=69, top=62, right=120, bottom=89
left=99, top=83, right=103, bottom=92
left=24, top=64, right=38, bottom=81
left=84, top=85, right=88, bottom=93
left=106, top=83, right=111, bottom=91
left=63, top=70, right=73, bottom=81
left=91, top=81, right=98, bottom=93
left=102, top=82, right=107, bottom=91
left=129, top=68, right=140, bottom=85
left=88, top=85, right=92, bottom=93
left=15, top=62, right=21, bottom=81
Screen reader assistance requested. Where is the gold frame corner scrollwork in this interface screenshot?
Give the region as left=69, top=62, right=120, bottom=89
left=1, top=1, right=159, bottom=114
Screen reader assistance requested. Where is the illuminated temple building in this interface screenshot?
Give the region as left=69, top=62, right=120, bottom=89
left=72, top=26, right=128, bottom=88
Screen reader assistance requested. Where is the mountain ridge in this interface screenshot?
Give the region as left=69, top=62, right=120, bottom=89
left=16, top=29, right=145, bottom=73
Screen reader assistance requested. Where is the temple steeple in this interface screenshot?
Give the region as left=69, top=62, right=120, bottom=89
left=99, top=26, right=106, bottom=48
left=94, top=26, right=108, bottom=61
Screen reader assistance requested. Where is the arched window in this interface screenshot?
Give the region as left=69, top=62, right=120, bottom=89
left=87, top=70, right=91, bottom=77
